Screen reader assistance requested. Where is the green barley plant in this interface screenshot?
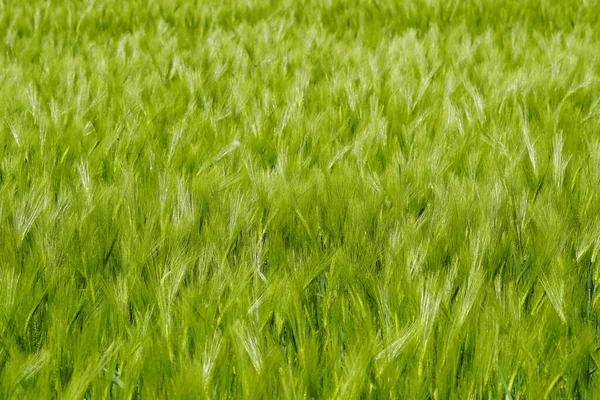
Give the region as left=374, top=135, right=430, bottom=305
left=2, top=0, right=600, bottom=398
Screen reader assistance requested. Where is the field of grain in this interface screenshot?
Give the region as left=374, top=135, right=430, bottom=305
left=1, top=1, right=600, bottom=398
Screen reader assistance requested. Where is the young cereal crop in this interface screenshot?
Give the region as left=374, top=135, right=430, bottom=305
left=1, top=0, right=600, bottom=398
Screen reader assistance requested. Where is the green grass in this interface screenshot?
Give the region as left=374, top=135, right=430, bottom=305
left=1, top=0, right=600, bottom=398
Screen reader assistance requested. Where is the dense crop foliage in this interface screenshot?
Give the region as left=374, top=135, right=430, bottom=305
left=2, top=0, right=600, bottom=398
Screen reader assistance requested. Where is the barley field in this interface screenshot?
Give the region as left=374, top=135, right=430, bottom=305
left=1, top=0, right=600, bottom=398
